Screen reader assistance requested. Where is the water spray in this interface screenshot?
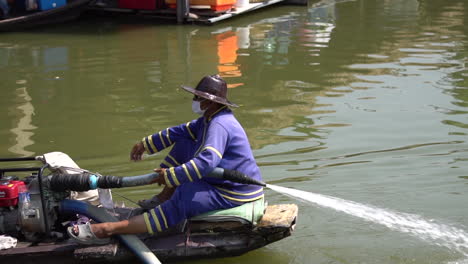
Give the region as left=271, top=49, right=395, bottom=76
left=267, top=184, right=468, bottom=258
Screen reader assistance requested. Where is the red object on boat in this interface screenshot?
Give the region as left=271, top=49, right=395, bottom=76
left=0, top=180, right=25, bottom=207
left=118, top=0, right=159, bottom=10
left=166, top=0, right=235, bottom=11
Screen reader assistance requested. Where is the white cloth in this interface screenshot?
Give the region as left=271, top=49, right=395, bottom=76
left=42, top=152, right=101, bottom=206
left=0, top=235, right=17, bottom=250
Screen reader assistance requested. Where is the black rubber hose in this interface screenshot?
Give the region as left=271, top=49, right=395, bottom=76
left=49, top=173, right=94, bottom=192
left=121, top=173, right=159, bottom=187
left=49, top=168, right=265, bottom=192
left=209, top=167, right=267, bottom=186
left=49, top=172, right=159, bottom=192
left=97, top=174, right=122, bottom=188
left=49, top=173, right=123, bottom=191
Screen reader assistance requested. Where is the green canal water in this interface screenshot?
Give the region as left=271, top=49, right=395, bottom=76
left=1, top=0, right=468, bottom=263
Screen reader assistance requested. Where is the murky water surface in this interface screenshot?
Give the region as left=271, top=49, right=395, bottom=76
left=1, top=0, right=467, bottom=263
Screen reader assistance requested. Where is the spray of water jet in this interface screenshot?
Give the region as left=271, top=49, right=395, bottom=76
left=266, top=184, right=468, bottom=257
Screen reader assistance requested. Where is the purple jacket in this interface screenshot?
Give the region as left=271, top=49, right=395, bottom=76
left=142, top=106, right=263, bottom=204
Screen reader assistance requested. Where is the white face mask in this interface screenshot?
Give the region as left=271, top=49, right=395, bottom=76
left=192, top=100, right=206, bottom=116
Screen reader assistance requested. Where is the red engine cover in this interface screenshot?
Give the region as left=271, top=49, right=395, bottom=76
left=0, top=180, right=25, bottom=207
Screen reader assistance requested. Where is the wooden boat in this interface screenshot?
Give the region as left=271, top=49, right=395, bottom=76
left=0, top=153, right=298, bottom=263
left=0, top=203, right=298, bottom=263
left=0, top=0, right=92, bottom=31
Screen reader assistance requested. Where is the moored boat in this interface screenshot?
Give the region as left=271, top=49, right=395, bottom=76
left=86, top=0, right=308, bottom=24
left=0, top=0, right=92, bottom=31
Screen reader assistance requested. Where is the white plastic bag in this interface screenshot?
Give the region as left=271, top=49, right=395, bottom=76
left=0, top=235, right=17, bottom=250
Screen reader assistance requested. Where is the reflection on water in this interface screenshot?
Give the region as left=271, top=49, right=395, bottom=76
left=216, top=30, right=244, bottom=87
left=8, top=86, right=36, bottom=157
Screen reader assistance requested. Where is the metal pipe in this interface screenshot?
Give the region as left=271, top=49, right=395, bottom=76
left=0, top=157, right=37, bottom=162
left=60, top=199, right=161, bottom=264
left=0, top=167, right=41, bottom=181
left=0, top=167, right=43, bottom=172
left=176, top=0, right=189, bottom=24
left=176, top=0, right=182, bottom=23
left=37, top=164, right=50, bottom=237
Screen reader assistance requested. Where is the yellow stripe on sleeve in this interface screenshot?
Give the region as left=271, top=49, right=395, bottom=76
left=220, top=194, right=265, bottom=203
left=167, top=154, right=181, bottom=166
left=159, top=131, right=167, bottom=148
left=150, top=209, right=162, bottom=232
left=162, top=160, right=173, bottom=168
left=190, top=160, right=202, bottom=179
left=143, top=212, right=154, bottom=235
left=215, top=186, right=264, bottom=196
left=203, top=146, right=223, bottom=159
left=186, top=122, right=195, bottom=140
left=182, top=164, right=193, bottom=182
left=157, top=206, right=169, bottom=229
left=169, top=167, right=181, bottom=186
left=166, top=128, right=173, bottom=145
left=142, top=137, right=151, bottom=152
left=164, top=169, right=173, bottom=188
left=148, top=136, right=158, bottom=152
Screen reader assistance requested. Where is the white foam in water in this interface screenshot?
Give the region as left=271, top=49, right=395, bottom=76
left=267, top=184, right=468, bottom=257
left=447, top=259, right=468, bottom=264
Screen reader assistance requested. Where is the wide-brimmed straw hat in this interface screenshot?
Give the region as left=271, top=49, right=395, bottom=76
left=181, top=74, right=239, bottom=108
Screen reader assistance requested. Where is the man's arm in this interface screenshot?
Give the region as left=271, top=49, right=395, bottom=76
left=141, top=120, right=198, bottom=155
left=163, top=122, right=228, bottom=187
left=131, top=120, right=199, bottom=161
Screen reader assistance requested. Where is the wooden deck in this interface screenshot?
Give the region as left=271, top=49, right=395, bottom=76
left=195, top=0, right=290, bottom=24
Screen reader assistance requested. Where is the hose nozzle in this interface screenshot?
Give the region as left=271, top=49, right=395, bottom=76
left=208, top=168, right=266, bottom=186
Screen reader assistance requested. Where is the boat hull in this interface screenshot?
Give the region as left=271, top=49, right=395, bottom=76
left=0, top=204, right=298, bottom=262
left=0, top=0, right=92, bottom=31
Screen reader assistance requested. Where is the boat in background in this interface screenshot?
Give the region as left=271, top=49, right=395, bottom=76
left=86, top=0, right=308, bottom=25
left=0, top=0, right=92, bottom=31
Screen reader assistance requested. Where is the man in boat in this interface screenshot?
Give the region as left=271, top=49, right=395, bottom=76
left=68, top=74, right=264, bottom=243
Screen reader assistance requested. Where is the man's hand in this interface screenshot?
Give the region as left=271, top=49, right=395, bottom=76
left=130, top=142, right=146, bottom=161
left=153, top=168, right=167, bottom=186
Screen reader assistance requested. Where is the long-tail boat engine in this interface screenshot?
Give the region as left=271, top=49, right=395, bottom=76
left=0, top=172, right=75, bottom=241
left=0, top=153, right=100, bottom=241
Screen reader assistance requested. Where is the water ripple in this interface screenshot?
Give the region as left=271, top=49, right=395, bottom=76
left=257, top=141, right=463, bottom=162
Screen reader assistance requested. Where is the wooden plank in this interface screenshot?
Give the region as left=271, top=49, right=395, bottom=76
left=74, top=243, right=118, bottom=259
left=257, top=204, right=298, bottom=228
left=0, top=242, right=76, bottom=255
